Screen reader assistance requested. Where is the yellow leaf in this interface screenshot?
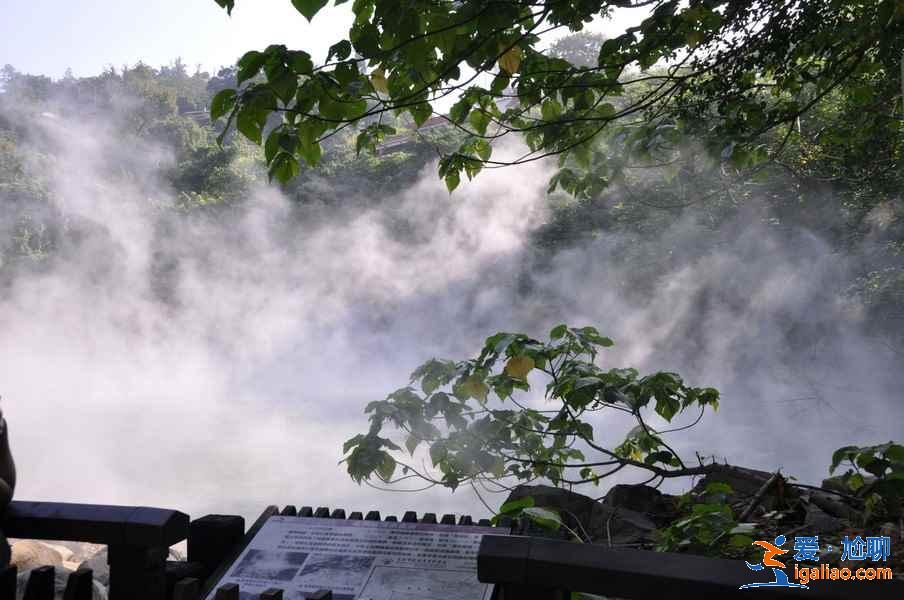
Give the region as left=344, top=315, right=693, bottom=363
left=498, top=45, right=522, bottom=74
left=462, top=375, right=489, bottom=403
left=371, top=69, right=389, bottom=94
left=504, top=355, right=534, bottom=381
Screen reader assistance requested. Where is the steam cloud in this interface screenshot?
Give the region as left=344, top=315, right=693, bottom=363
left=0, top=99, right=901, bottom=525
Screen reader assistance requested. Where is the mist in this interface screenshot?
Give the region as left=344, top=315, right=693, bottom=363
left=1, top=95, right=901, bottom=527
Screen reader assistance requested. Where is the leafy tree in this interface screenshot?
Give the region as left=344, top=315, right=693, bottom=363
left=547, top=31, right=607, bottom=68
left=211, top=0, right=904, bottom=192
left=342, top=324, right=720, bottom=494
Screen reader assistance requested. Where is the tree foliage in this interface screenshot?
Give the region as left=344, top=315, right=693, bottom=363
left=213, top=0, right=904, bottom=192
left=342, top=324, right=720, bottom=493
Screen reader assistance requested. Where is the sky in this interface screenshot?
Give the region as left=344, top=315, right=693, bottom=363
left=1, top=0, right=643, bottom=79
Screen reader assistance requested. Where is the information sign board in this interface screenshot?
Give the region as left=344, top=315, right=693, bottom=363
left=204, top=516, right=499, bottom=600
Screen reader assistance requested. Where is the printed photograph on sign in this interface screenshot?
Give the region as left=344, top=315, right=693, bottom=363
left=296, top=554, right=375, bottom=590
left=359, top=565, right=489, bottom=600
left=232, top=549, right=309, bottom=582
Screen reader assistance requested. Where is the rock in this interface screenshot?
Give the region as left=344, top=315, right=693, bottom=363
left=80, top=551, right=109, bottom=585
left=809, top=490, right=861, bottom=521
left=48, top=541, right=104, bottom=564
left=602, top=484, right=677, bottom=527
left=42, top=543, right=73, bottom=563
left=168, top=546, right=186, bottom=562
left=805, top=502, right=844, bottom=533
left=692, top=464, right=777, bottom=497
left=16, top=567, right=107, bottom=600
left=10, top=540, right=62, bottom=570
left=504, top=484, right=657, bottom=547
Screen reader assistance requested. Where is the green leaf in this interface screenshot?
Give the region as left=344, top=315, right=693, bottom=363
left=847, top=472, right=866, bottom=491
left=541, top=99, right=563, bottom=121
left=264, top=129, right=281, bottom=163
left=327, top=40, right=352, bottom=62
left=429, top=442, right=447, bottom=466
left=550, top=324, right=568, bottom=339
left=469, top=110, right=491, bottom=135
left=498, top=496, right=535, bottom=514
left=705, top=482, right=733, bottom=496
left=269, top=71, right=298, bottom=103
left=729, top=534, right=754, bottom=548
left=655, top=395, right=680, bottom=422
left=268, top=152, right=300, bottom=184
left=450, top=98, right=471, bottom=124
left=289, top=51, right=314, bottom=75
left=445, top=169, right=460, bottom=193
left=831, top=446, right=858, bottom=473
left=522, top=507, right=562, bottom=531
left=473, top=139, right=492, bottom=161
left=299, top=140, right=322, bottom=166
left=292, top=0, right=330, bottom=21
left=237, top=51, right=267, bottom=85
left=210, top=89, right=237, bottom=121
left=342, top=434, right=364, bottom=454
left=885, top=444, right=904, bottom=464
left=214, top=0, right=235, bottom=15
left=410, top=102, right=432, bottom=127
left=376, top=452, right=396, bottom=481
left=236, top=107, right=265, bottom=144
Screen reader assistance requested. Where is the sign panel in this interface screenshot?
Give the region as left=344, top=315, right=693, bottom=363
left=205, top=516, right=499, bottom=600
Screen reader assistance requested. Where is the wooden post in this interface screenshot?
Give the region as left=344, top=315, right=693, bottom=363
left=280, top=506, right=297, bottom=516
left=172, top=577, right=201, bottom=600
left=305, top=591, right=333, bottom=599
left=0, top=564, right=17, bottom=600
left=23, top=565, right=55, bottom=600
left=214, top=582, right=239, bottom=600
left=63, top=567, right=94, bottom=600
left=260, top=588, right=283, bottom=599
left=188, top=515, right=245, bottom=580
left=107, top=544, right=167, bottom=600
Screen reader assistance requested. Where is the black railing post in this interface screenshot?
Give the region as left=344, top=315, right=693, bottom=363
left=188, top=515, right=245, bottom=581
left=108, top=544, right=168, bottom=600
left=214, top=582, right=239, bottom=599
left=0, top=564, right=17, bottom=600
left=172, top=577, right=201, bottom=600
left=23, top=565, right=55, bottom=600
left=63, top=567, right=94, bottom=600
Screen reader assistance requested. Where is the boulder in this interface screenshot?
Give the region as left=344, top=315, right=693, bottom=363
left=10, top=540, right=62, bottom=571
left=42, top=543, right=73, bottom=564
left=48, top=541, right=104, bottom=564
left=602, top=484, right=677, bottom=527
left=692, top=464, right=777, bottom=498
left=804, top=502, right=844, bottom=533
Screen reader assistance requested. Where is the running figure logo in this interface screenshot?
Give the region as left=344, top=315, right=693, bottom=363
left=740, top=534, right=809, bottom=590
